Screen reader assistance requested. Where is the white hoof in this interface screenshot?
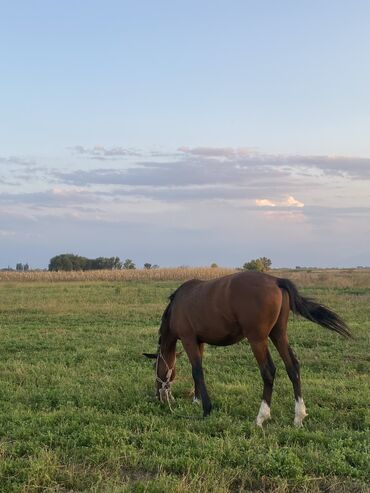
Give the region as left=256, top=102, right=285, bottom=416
left=256, top=400, right=271, bottom=427
left=294, top=397, right=307, bottom=427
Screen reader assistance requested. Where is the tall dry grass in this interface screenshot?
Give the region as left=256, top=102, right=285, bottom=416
left=273, top=268, right=370, bottom=289
left=0, top=267, right=369, bottom=288
left=0, top=267, right=236, bottom=283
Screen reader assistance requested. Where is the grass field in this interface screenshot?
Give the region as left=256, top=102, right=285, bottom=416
left=0, top=271, right=369, bottom=492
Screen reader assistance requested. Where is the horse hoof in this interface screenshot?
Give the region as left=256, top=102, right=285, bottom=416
left=192, top=397, right=200, bottom=405
left=203, top=409, right=211, bottom=418
left=256, top=401, right=271, bottom=427
left=294, top=398, right=307, bottom=427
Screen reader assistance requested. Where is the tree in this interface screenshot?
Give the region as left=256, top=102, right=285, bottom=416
left=112, top=257, right=122, bottom=270
left=210, top=262, right=218, bottom=268
left=144, top=263, right=152, bottom=269
left=24, top=263, right=29, bottom=271
left=16, top=263, right=24, bottom=271
left=259, top=257, right=272, bottom=270
left=60, top=255, right=73, bottom=271
left=92, top=257, right=112, bottom=270
left=243, top=257, right=272, bottom=272
left=49, top=254, right=122, bottom=271
left=49, top=254, right=75, bottom=271
left=122, top=258, right=136, bottom=270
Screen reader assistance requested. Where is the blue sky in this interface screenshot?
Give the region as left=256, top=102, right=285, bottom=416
left=1, top=1, right=370, bottom=268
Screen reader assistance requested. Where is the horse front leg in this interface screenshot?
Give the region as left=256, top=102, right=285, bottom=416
left=182, top=337, right=212, bottom=417
left=192, top=342, right=204, bottom=404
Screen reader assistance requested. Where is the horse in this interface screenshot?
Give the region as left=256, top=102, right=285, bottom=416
left=143, top=271, right=351, bottom=427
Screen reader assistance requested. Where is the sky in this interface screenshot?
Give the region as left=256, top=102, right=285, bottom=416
left=1, top=1, right=370, bottom=268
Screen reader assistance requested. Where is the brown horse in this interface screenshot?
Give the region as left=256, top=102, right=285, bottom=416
left=143, top=271, right=351, bottom=426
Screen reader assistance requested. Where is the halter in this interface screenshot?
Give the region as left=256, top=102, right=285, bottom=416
left=154, top=351, right=202, bottom=420
left=155, top=350, right=175, bottom=410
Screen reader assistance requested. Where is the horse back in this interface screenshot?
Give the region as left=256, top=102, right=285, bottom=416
left=169, top=272, right=283, bottom=344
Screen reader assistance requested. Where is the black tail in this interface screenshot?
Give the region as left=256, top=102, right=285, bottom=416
left=278, top=278, right=352, bottom=338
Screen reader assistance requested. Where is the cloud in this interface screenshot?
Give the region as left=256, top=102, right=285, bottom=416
left=0, top=229, right=16, bottom=237
left=53, top=158, right=292, bottom=188
left=256, top=195, right=304, bottom=210
left=50, top=146, right=370, bottom=212
left=256, top=199, right=277, bottom=207
left=0, top=176, right=19, bottom=186
left=282, top=195, right=305, bottom=208
left=0, top=185, right=184, bottom=226
left=0, top=188, right=98, bottom=207
left=69, top=145, right=141, bottom=159
left=178, top=146, right=256, bottom=158
left=3, top=146, right=367, bottom=217
left=2, top=145, right=370, bottom=268
left=259, top=209, right=308, bottom=223
left=58, top=147, right=370, bottom=198
left=0, top=156, right=36, bottom=166
left=179, top=147, right=370, bottom=180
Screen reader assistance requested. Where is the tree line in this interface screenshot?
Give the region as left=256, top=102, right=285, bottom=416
left=47, top=254, right=272, bottom=272
left=48, top=254, right=140, bottom=271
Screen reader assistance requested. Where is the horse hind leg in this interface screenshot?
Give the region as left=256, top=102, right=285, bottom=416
left=270, top=321, right=307, bottom=427
left=288, top=345, right=307, bottom=426
left=250, top=339, right=276, bottom=427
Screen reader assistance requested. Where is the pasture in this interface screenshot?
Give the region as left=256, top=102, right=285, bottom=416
left=0, top=270, right=369, bottom=492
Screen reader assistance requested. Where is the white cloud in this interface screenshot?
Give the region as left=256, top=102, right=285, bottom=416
left=256, top=195, right=304, bottom=208
left=256, top=199, right=277, bottom=207
left=282, top=195, right=305, bottom=208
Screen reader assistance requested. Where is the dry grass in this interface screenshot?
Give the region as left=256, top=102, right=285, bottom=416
left=1, top=267, right=369, bottom=288
left=273, top=268, right=370, bottom=289
left=0, top=267, right=236, bottom=283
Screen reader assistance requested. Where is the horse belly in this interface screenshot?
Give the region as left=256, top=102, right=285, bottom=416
left=195, top=319, right=243, bottom=346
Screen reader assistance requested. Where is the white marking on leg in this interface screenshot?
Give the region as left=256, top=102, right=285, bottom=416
left=256, top=400, right=271, bottom=427
left=192, top=397, right=200, bottom=405
left=294, top=397, right=307, bottom=427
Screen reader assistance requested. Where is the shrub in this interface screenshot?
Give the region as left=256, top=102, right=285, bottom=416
left=122, top=259, right=136, bottom=270
left=243, top=257, right=272, bottom=272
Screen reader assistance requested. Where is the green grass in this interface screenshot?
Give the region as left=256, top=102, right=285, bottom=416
left=0, top=280, right=369, bottom=492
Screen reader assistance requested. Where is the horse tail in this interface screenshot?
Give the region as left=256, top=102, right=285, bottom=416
left=277, top=278, right=352, bottom=338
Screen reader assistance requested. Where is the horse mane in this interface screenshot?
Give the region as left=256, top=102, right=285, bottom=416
left=158, top=279, right=201, bottom=344
left=157, top=286, right=181, bottom=344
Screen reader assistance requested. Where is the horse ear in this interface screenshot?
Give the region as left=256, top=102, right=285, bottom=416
left=142, top=352, right=158, bottom=359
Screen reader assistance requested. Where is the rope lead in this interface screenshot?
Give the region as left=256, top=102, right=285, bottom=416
left=155, top=351, right=175, bottom=412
